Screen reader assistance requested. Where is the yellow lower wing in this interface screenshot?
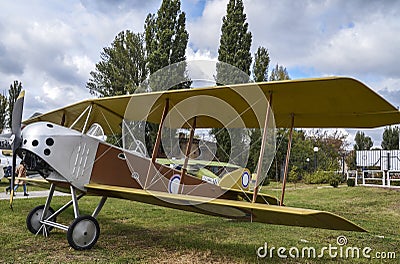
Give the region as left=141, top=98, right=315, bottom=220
left=85, top=183, right=366, bottom=232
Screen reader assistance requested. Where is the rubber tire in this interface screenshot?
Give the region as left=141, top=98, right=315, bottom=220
left=26, top=205, right=56, bottom=234
left=67, top=215, right=100, bottom=250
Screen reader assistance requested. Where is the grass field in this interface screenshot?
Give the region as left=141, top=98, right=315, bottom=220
left=0, top=180, right=399, bottom=263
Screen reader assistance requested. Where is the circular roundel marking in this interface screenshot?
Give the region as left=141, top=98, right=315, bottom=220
left=168, top=174, right=181, bottom=194
left=241, top=171, right=250, bottom=188
left=32, top=140, right=39, bottom=147
left=46, top=138, right=54, bottom=146
left=44, top=149, right=51, bottom=156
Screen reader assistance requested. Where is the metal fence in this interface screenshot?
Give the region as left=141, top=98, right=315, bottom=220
left=346, top=169, right=400, bottom=188
left=356, top=150, right=400, bottom=170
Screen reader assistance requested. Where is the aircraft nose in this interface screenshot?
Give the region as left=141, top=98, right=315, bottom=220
left=21, top=122, right=82, bottom=159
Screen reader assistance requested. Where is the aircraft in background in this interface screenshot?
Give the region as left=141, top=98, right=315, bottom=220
left=8, top=77, right=400, bottom=250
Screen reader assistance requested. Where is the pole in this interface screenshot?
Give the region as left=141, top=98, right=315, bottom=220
left=280, top=114, right=294, bottom=206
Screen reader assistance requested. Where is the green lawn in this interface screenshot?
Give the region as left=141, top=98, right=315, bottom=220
left=0, top=181, right=399, bottom=263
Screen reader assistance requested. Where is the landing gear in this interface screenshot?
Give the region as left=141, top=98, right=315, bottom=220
left=26, top=183, right=107, bottom=250
left=67, top=215, right=100, bottom=250
left=26, top=205, right=56, bottom=234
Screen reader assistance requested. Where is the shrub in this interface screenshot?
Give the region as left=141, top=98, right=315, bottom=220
left=329, top=174, right=341, bottom=188
left=288, top=165, right=299, bottom=183
left=303, top=170, right=336, bottom=184
left=347, top=178, right=355, bottom=187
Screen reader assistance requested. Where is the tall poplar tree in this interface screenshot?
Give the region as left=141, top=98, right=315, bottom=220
left=213, top=0, right=252, bottom=163
left=247, top=46, right=270, bottom=172
left=87, top=30, right=147, bottom=97
left=143, top=0, right=189, bottom=155
left=8, top=80, right=22, bottom=128
left=144, top=0, right=190, bottom=90
left=252, top=46, right=270, bottom=82
left=216, top=0, right=252, bottom=85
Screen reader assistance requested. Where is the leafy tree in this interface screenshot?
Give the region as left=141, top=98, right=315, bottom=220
left=144, top=0, right=190, bottom=90
left=381, top=126, right=399, bottom=150
left=0, top=92, right=7, bottom=132
left=258, top=66, right=291, bottom=180
left=143, top=0, right=190, bottom=155
left=87, top=30, right=147, bottom=97
left=269, top=64, right=290, bottom=81
left=8, top=80, right=22, bottom=128
left=252, top=46, right=270, bottom=82
left=347, top=131, right=373, bottom=170
left=310, top=129, right=348, bottom=171
left=268, top=129, right=313, bottom=181
left=216, top=0, right=252, bottom=85
left=213, top=0, right=252, bottom=163
left=247, top=46, right=270, bottom=172
left=354, top=131, right=373, bottom=150
left=346, top=150, right=357, bottom=170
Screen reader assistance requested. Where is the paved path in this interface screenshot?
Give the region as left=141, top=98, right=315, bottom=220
left=0, top=189, right=69, bottom=200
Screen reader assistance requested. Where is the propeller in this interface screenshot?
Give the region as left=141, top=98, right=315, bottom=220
left=9, top=90, right=25, bottom=209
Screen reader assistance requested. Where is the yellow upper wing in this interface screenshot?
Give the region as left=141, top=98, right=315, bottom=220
left=23, top=77, right=400, bottom=134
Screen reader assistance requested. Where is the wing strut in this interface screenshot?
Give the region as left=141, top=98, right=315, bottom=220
left=179, top=117, right=197, bottom=192
left=280, top=114, right=295, bottom=206
left=252, top=92, right=273, bottom=203
left=146, top=99, right=170, bottom=189
left=151, top=99, right=169, bottom=163
left=69, top=104, right=92, bottom=130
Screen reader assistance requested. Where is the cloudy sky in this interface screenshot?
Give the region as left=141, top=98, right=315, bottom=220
left=1, top=0, right=399, bottom=147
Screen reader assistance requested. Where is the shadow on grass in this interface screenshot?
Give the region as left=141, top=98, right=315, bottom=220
left=97, top=214, right=260, bottom=262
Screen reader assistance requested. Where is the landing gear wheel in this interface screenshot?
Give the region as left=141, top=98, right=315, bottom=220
left=67, top=215, right=100, bottom=250
left=26, top=205, right=56, bottom=234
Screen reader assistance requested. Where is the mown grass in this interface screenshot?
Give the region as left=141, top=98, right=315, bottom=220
left=0, top=180, right=399, bottom=263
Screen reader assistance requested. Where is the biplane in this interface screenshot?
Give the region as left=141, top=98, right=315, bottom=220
left=8, top=77, right=400, bottom=250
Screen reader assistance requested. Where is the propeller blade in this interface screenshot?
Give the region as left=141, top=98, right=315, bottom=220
left=9, top=90, right=25, bottom=209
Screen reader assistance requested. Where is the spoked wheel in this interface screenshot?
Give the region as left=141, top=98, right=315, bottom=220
left=26, top=205, right=56, bottom=234
left=67, top=215, right=100, bottom=250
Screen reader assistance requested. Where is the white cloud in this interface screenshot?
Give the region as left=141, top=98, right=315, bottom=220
left=186, top=47, right=217, bottom=61
left=0, top=0, right=156, bottom=119
left=187, top=0, right=227, bottom=56
left=309, top=15, right=400, bottom=77
left=245, top=0, right=400, bottom=80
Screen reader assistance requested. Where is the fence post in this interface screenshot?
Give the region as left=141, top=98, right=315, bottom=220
left=382, top=171, right=386, bottom=186
left=355, top=171, right=358, bottom=186
left=362, top=171, right=365, bottom=185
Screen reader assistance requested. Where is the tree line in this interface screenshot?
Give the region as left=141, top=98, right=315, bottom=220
left=84, top=0, right=400, bottom=181
left=85, top=0, right=291, bottom=177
